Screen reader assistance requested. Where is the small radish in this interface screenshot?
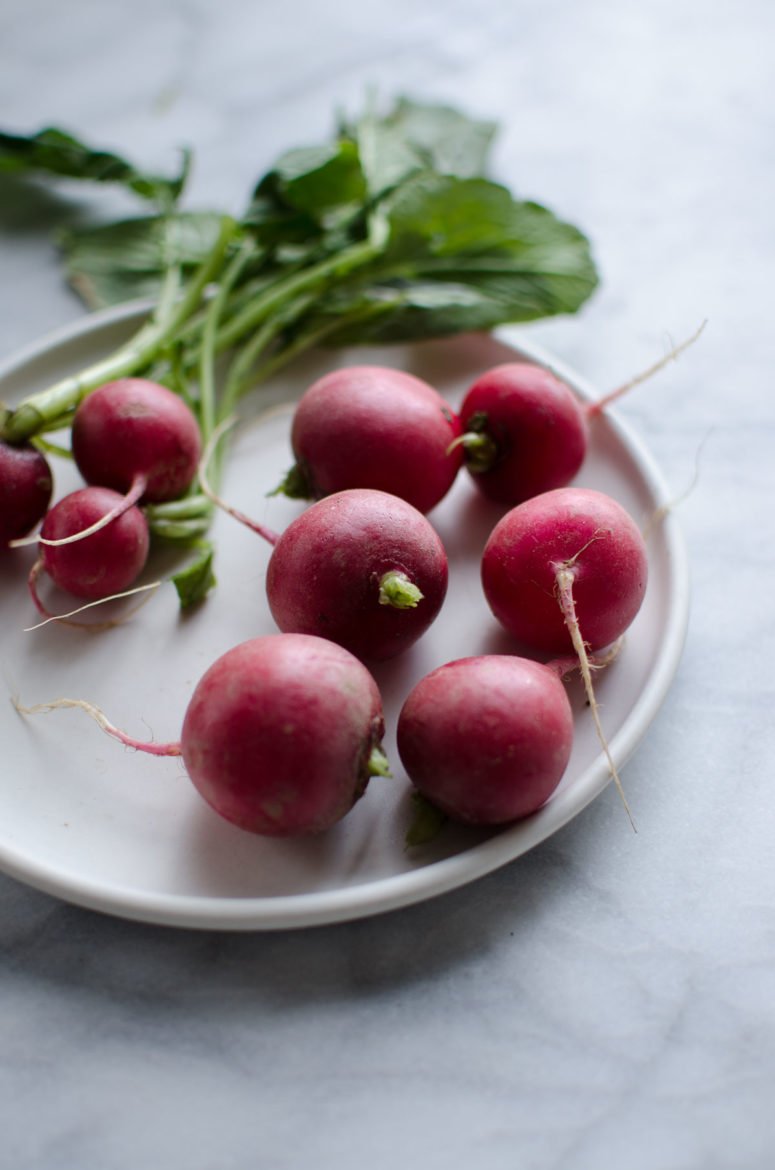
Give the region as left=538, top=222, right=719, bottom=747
left=0, top=440, right=53, bottom=546
left=18, top=633, right=389, bottom=837
left=458, top=326, right=704, bottom=505
left=481, top=487, right=648, bottom=656
left=458, top=362, right=588, bottom=504
left=33, top=378, right=203, bottom=548
left=274, top=365, right=463, bottom=513
left=29, top=486, right=150, bottom=617
left=397, top=654, right=576, bottom=827
left=72, top=377, right=202, bottom=502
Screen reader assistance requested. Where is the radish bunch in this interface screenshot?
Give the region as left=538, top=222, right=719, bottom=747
left=12, top=378, right=203, bottom=619
left=17, top=344, right=661, bottom=844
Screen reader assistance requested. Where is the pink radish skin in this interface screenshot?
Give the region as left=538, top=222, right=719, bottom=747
left=282, top=365, right=464, bottom=513
left=180, top=634, right=386, bottom=835
left=0, top=441, right=53, bottom=545
left=265, top=489, right=448, bottom=661
left=38, top=486, right=150, bottom=600
left=459, top=362, right=588, bottom=505
left=397, top=654, right=575, bottom=825
left=71, top=378, right=202, bottom=503
left=481, top=487, right=648, bottom=655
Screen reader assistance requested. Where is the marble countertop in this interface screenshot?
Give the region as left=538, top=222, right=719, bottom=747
left=2, top=1, right=773, bottom=1166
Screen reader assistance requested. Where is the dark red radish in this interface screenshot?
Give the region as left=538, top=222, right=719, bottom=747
left=275, top=365, right=464, bottom=513
left=265, top=489, right=448, bottom=661
left=397, top=654, right=575, bottom=826
left=31, top=487, right=150, bottom=612
left=481, top=487, right=648, bottom=656
left=18, top=634, right=389, bottom=837
left=72, top=378, right=202, bottom=502
left=0, top=440, right=53, bottom=545
left=459, top=327, right=705, bottom=505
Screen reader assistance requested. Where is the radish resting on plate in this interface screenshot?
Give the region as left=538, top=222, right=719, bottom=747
left=19, top=634, right=390, bottom=837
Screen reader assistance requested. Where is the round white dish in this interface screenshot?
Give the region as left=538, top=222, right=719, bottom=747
left=0, top=302, right=689, bottom=930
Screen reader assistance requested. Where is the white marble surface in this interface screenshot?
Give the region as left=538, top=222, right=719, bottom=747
left=1, top=0, right=774, bottom=1166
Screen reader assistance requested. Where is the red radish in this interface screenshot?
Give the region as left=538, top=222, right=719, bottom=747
left=18, top=634, right=389, bottom=837
left=397, top=654, right=575, bottom=826
left=201, top=446, right=449, bottom=662
left=481, top=487, right=648, bottom=656
left=35, top=378, right=203, bottom=548
left=72, top=378, right=202, bottom=502
left=275, top=365, right=464, bottom=513
left=265, top=489, right=448, bottom=661
left=458, top=326, right=705, bottom=505
left=458, top=362, right=588, bottom=504
left=0, top=440, right=53, bottom=545
left=30, top=487, right=150, bottom=615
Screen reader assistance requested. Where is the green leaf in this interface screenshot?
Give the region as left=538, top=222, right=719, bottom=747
left=270, top=140, right=366, bottom=215
left=292, top=183, right=599, bottom=346
left=171, top=543, right=216, bottom=609
left=58, top=211, right=227, bottom=308
left=0, top=127, right=189, bottom=209
left=350, top=96, right=497, bottom=199
left=405, top=791, right=448, bottom=848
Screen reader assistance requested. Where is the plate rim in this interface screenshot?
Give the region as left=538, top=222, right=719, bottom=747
left=0, top=301, right=690, bottom=930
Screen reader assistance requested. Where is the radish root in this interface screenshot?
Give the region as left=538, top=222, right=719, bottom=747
left=554, top=566, right=637, bottom=831
left=24, top=576, right=161, bottom=631
left=13, top=695, right=182, bottom=756
left=198, top=415, right=280, bottom=546
left=589, top=319, right=707, bottom=416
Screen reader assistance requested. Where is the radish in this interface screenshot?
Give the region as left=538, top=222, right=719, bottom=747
left=18, top=634, right=389, bottom=837
left=458, top=326, right=705, bottom=505
left=32, top=377, right=203, bottom=548
left=0, top=440, right=53, bottom=545
left=458, top=362, right=588, bottom=505
left=29, top=486, right=150, bottom=616
left=397, top=654, right=576, bottom=826
left=266, top=490, right=449, bottom=661
left=480, top=486, right=648, bottom=824
left=274, top=365, right=464, bottom=513
left=72, top=377, right=202, bottom=502
left=201, top=446, right=449, bottom=661
left=481, top=487, right=648, bottom=656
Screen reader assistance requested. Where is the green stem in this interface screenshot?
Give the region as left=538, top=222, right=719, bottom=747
left=216, top=290, right=318, bottom=422
left=144, top=494, right=212, bottom=521
left=1, top=216, right=237, bottom=444
left=459, top=430, right=499, bottom=473
left=367, top=745, right=391, bottom=778
left=213, top=236, right=380, bottom=354
left=232, top=298, right=397, bottom=404
left=198, top=239, right=255, bottom=492
left=378, top=570, right=424, bottom=609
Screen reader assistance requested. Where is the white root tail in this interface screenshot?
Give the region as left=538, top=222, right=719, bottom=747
left=554, top=567, right=637, bottom=832
left=24, top=575, right=161, bottom=631
left=589, top=319, right=707, bottom=416
left=13, top=695, right=182, bottom=757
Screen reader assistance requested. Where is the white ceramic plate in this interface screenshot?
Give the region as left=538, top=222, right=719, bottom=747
left=0, top=302, right=689, bottom=930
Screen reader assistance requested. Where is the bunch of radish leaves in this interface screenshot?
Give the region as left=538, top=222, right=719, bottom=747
left=0, top=97, right=599, bottom=606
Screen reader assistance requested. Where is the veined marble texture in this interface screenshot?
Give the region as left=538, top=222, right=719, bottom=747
left=1, top=1, right=774, bottom=1167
